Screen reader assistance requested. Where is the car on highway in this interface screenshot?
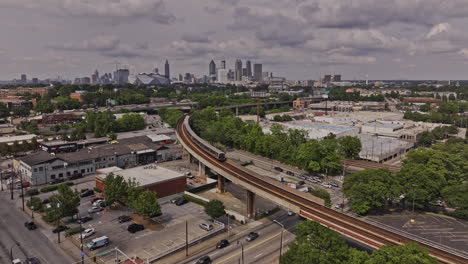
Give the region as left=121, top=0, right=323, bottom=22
left=88, top=206, right=104, bottom=214
left=24, top=221, right=37, bottom=230
left=118, top=215, right=132, bottom=223
left=245, top=232, right=259, bottom=242
left=79, top=228, right=96, bottom=239
left=297, top=175, right=307, bottom=180
left=127, top=223, right=145, bottom=233
left=52, top=225, right=69, bottom=233
left=286, top=171, right=295, bottom=176
left=296, top=180, right=305, bottom=186
left=80, top=190, right=94, bottom=197
left=330, top=182, right=339, bottom=188
left=274, top=167, right=283, bottom=172
left=196, top=256, right=212, bottom=264
left=25, top=257, right=41, bottom=264
left=77, top=215, right=93, bottom=224
left=199, top=223, right=213, bottom=231
left=216, top=239, right=229, bottom=249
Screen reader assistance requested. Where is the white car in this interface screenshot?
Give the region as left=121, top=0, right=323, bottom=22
left=79, top=228, right=95, bottom=239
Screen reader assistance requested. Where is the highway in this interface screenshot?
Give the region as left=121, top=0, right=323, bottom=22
left=177, top=116, right=468, bottom=264
left=0, top=191, right=73, bottom=264
left=180, top=213, right=300, bottom=264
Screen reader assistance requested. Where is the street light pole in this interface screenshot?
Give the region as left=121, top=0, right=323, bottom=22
left=273, top=220, right=284, bottom=261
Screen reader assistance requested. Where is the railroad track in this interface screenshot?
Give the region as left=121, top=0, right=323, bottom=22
left=177, top=118, right=468, bottom=264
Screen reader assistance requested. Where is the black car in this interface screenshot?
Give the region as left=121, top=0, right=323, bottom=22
left=246, top=232, right=259, bottom=242
left=196, top=256, right=212, bottom=264
left=118, top=215, right=132, bottom=223
left=216, top=239, right=229, bottom=249
left=274, top=167, right=283, bottom=172
left=80, top=190, right=94, bottom=197
left=24, top=221, right=37, bottom=230
left=296, top=181, right=305, bottom=186
left=286, top=171, right=295, bottom=176
left=25, top=257, right=41, bottom=264
left=77, top=215, right=93, bottom=224
left=52, top=225, right=69, bottom=233
left=174, top=197, right=188, bottom=206
left=127, top=223, right=145, bottom=233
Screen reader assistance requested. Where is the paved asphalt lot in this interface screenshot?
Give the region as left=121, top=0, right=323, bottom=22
left=0, top=191, right=73, bottom=264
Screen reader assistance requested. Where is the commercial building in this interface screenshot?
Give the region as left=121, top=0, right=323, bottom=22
left=14, top=135, right=162, bottom=185
left=246, top=60, right=252, bottom=77
left=114, top=69, right=130, bottom=85
left=361, top=121, right=404, bottom=136
left=358, top=134, right=414, bottom=163
left=235, top=59, right=242, bottom=81
left=164, top=59, right=170, bottom=79
left=217, top=69, right=229, bottom=84
left=253, top=64, right=263, bottom=81
left=209, top=60, right=216, bottom=76
left=95, top=164, right=186, bottom=197
left=279, top=121, right=359, bottom=139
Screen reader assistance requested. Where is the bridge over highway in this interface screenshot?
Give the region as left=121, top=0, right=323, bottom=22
left=176, top=115, right=468, bottom=264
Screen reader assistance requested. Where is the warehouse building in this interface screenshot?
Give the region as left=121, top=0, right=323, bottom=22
left=95, top=164, right=186, bottom=197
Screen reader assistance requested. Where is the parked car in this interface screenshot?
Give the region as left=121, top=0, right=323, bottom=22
left=286, top=171, right=295, bottom=176
left=297, top=175, right=307, bottom=180
left=24, top=221, right=37, bottom=230
left=88, top=206, right=104, bottom=214
left=118, top=215, right=132, bottom=223
left=287, top=211, right=295, bottom=216
left=274, top=167, right=283, bottom=172
left=199, top=223, right=213, bottom=231
left=296, top=181, right=305, bottom=186
left=25, top=257, right=41, bottom=264
left=87, top=236, right=109, bottom=250
left=52, top=225, right=69, bottom=233
left=77, top=215, right=93, bottom=224
left=246, top=232, right=259, bottom=242
left=90, top=198, right=102, bottom=204
left=323, top=183, right=332, bottom=189
left=80, top=190, right=94, bottom=197
left=174, top=197, right=188, bottom=206
left=48, top=179, right=64, bottom=185
left=330, top=182, right=339, bottom=188
left=93, top=200, right=106, bottom=208
left=80, top=228, right=96, bottom=239
left=196, top=256, right=212, bottom=264
left=127, top=223, right=145, bottom=233
left=216, top=239, right=229, bottom=249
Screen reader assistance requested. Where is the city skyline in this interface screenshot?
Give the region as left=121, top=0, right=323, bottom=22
left=3, top=1, right=468, bottom=80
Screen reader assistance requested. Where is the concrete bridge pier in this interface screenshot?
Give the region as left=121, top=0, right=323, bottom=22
left=235, top=107, right=239, bottom=116
left=246, top=190, right=256, bottom=219
left=217, top=174, right=225, bottom=193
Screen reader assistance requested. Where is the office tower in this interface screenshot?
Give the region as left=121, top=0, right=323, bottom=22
left=217, top=69, right=229, bottom=83
left=21, top=74, right=27, bottom=83
left=246, top=60, right=252, bottom=77
left=332, top=75, right=341, bottom=82
left=32, top=78, right=38, bottom=84
left=114, top=69, right=129, bottom=85
left=235, top=59, right=242, bottom=81
left=209, top=60, right=216, bottom=76
left=227, top=70, right=234, bottom=80
left=253, top=63, right=263, bottom=81
left=164, top=59, right=170, bottom=78
left=323, top=75, right=332, bottom=83
left=220, top=60, right=226, bottom=69
left=179, top=74, right=183, bottom=81
left=242, top=68, right=247, bottom=77
left=154, top=68, right=159, bottom=74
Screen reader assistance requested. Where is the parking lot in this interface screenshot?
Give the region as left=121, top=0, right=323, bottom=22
left=366, top=213, right=468, bottom=254
left=69, top=195, right=223, bottom=262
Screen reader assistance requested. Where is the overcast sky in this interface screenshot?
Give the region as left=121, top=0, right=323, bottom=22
left=2, top=0, right=468, bottom=80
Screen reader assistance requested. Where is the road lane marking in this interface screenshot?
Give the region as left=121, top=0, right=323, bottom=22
left=254, top=253, right=263, bottom=259
left=215, top=231, right=281, bottom=264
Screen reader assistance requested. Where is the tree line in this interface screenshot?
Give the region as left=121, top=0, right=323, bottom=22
left=281, top=220, right=438, bottom=264
left=191, top=107, right=362, bottom=176
left=343, top=138, right=468, bottom=219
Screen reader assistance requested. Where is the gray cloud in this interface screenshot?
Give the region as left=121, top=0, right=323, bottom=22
left=181, top=34, right=211, bottom=43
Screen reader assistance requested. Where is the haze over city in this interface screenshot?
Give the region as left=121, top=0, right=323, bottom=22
left=3, top=0, right=468, bottom=80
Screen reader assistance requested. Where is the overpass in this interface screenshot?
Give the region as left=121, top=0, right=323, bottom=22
left=176, top=116, right=468, bottom=264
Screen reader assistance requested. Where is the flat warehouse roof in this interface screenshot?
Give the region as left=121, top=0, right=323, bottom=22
left=96, top=164, right=184, bottom=187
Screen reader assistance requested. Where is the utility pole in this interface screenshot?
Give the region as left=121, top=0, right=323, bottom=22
left=241, top=242, right=244, bottom=264
left=273, top=220, right=284, bottom=261
left=20, top=171, right=25, bottom=211
left=10, top=172, right=14, bottom=200
left=185, top=220, right=188, bottom=256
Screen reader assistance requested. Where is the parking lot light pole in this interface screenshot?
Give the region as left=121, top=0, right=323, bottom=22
left=273, top=220, right=284, bottom=261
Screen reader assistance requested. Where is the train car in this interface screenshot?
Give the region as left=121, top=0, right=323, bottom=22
left=183, top=116, right=226, bottom=161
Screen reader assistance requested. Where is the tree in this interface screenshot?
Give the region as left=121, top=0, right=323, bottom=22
left=366, top=243, right=437, bottom=264
left=103, top=173, right=129, bottom=206
left=34, top=99, right=55, bottom=113
left=116, top=113, right=145, bottom=132
left=204, top=200, right=225, bottom=219
left=419, top=103, right=431, bottom=112
left=418, top=131, right=435, bottom=147
left=27, top=197, right=44, bottom=212
left=44, top=184, right=80, bottom=222
left=338, top=136, right=362, bottom=159
left=132, top=190, right=161, bottom=217
left=12, top=106, right=30, bottom=117
left=0, top=102, right=10, bottom=118
left=343, top=168, right=399, bottom=215
left=310, top=188, right=331, bottom=207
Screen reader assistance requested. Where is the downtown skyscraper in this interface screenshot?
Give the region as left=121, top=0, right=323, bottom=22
left=164, top=59, right=170, bottom=79
left=235, top=59, right=242, bottom=81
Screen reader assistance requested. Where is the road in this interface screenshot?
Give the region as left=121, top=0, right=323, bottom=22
left=180, top=213, right=301, bottom=264
left=0, top=191, right=74, bottom=264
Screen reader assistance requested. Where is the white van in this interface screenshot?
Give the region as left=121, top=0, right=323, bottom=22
left=86, top=236, right=109, bottom=250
